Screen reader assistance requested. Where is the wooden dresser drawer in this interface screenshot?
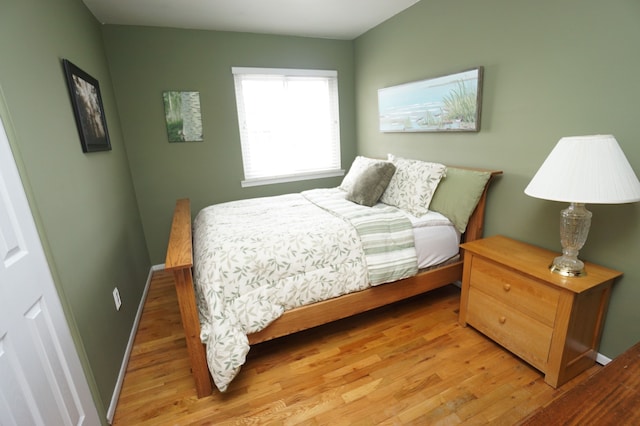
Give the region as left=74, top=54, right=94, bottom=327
left=460, top=236, right=622, bottom=388
left=469, top=257, right=559, bottom=327
left=467, top=287, right=553, bottom=371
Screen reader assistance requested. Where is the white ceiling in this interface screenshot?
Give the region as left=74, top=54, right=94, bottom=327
left=82, top=0, right=420, bottom=40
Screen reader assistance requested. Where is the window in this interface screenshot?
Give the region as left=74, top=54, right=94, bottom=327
left=232, top=67, right=343, bottom=187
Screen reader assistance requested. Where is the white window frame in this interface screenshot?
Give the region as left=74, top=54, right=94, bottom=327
left=232, top=67, right=343, bottom=187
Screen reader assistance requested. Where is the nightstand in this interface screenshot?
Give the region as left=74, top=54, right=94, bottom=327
left=458, top=235, right=622, bottom=388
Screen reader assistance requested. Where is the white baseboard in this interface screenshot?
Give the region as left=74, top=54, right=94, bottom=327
left=106, top=263, right=165, bottom=424
left=596, top=352, right=612, bottom=365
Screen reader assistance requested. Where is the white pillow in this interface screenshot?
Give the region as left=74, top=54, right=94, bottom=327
left=380, top=154, right=446, bottom=217
left=339, top=156, right=390, bottom=192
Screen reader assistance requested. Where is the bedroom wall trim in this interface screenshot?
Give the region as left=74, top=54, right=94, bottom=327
left=241, top=168, right=345, bottom=188
left=106, top=263, right=163, bottom=424
left=596, top=353, right=612, bottom=366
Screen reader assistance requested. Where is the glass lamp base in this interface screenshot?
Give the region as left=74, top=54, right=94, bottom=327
left=549, top=255, right=586, bottom=277
left=550, top=202, right=592, bottom=278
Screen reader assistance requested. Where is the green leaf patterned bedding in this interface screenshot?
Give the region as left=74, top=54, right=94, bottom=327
left=192, top=188, right=417, bottom=392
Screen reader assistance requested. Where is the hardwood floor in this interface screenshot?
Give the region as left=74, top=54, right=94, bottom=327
left=112, top=270, right=600, bottom=425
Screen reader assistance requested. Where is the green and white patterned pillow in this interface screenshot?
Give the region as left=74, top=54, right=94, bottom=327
left=380, top=154, right=446, bottom=217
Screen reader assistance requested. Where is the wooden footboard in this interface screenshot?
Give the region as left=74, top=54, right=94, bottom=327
left=165, top=198, right=212, bottom=398
left=165, top=169, right=501, bottom=396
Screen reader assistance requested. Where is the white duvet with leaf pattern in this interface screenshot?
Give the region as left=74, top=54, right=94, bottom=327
left=193, top=188, right=417, bottom=391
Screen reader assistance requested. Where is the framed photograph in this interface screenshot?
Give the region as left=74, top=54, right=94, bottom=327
left=162, top=91, right=203, bottom=142
left=378, top=66, right=483, bottom=133
left=62, top=59, right=111, bottom=152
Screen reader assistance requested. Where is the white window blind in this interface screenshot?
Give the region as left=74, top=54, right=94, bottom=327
left=232, top=67, right=342, bottom=187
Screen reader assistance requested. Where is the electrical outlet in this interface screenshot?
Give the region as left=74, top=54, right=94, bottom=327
left=113, top=287, right=122, bottom=311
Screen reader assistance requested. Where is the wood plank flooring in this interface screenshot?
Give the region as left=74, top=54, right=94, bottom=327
left=112, top=270, right=600, bottom=425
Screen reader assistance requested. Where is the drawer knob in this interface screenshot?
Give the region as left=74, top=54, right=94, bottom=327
left=503, top=284, right=511, bottom=292
left=499, top=316, right=507, bottom=324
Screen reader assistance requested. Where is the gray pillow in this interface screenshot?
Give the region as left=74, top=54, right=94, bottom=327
left=346, top=162, right=396, bottom=206
left=340, top=156, right=384, bottom=192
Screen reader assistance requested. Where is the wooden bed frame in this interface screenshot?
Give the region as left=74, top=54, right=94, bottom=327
left=165, top=169, right=501, bottom=397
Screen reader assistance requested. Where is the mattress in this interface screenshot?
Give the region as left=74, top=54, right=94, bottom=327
left=403, top=210, right=461, bottom=269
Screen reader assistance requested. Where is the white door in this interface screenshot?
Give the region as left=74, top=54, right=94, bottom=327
left=0, top=113, right=101, bottom=425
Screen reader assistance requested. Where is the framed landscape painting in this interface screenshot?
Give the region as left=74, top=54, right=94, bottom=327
left=378, top=67, right=483, bottom=133
left=63, top=59, right=111, bottom=152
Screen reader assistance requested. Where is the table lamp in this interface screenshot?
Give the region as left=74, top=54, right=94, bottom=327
left=524, top=135, right=640, bottom=277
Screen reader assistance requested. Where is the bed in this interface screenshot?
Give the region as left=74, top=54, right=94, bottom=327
left=165, top=155, right=501, bottom=397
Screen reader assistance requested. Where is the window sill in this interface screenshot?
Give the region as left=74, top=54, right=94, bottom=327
left=241, top=169, right=345, bottom=188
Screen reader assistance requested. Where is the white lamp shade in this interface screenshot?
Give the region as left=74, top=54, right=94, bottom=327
left=525, top=135, right=640, bottom=204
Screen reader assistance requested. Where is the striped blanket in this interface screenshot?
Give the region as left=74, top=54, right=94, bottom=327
left=302, top=188, right=418, bottom=285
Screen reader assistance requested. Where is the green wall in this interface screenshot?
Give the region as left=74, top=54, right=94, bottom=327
left=102, top=26, right=357, bottom=263
left=0, top=0, right=150, bottom=418
left=355, top=0, right=640, bottom=357
left=3, top=1, right=639, bottom=418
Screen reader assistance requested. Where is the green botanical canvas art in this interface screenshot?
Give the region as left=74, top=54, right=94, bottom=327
left=163, top=91, right=203, bottom=142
